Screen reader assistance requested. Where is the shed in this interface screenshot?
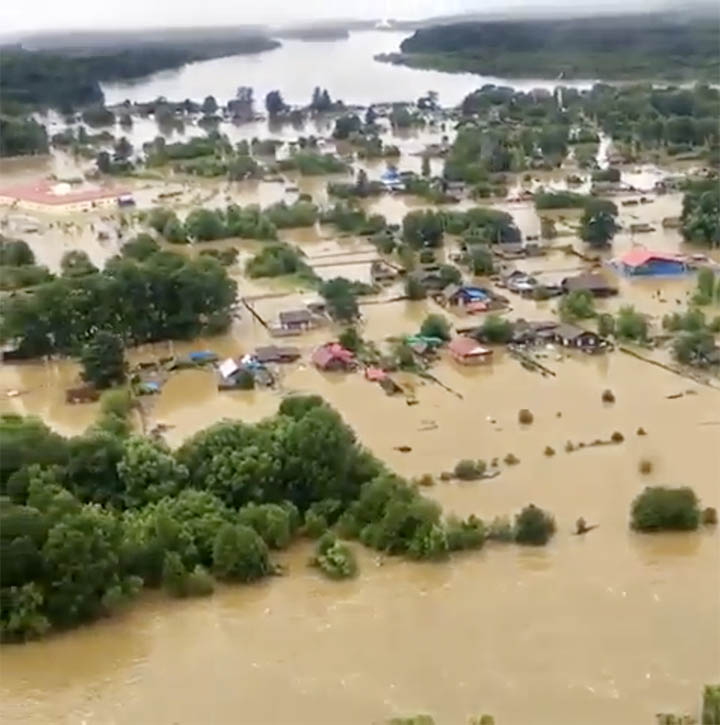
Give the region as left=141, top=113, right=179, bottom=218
left=279, top=309, right=313, bottom=330
left=448, top=336, right=493, bottom=365
left=561, top=273, right=618, bottom=298
left=254, top=345, right=301, bottom=364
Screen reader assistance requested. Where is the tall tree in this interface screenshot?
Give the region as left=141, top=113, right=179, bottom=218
left=80, top=331, right=126, bottom=389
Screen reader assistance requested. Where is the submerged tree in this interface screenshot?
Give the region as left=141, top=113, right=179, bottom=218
left=80, top=331, right=126, bottom=389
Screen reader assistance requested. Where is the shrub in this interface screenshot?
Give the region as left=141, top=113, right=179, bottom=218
left=503, top=453, right=520, bottom=465
left=703, top=684, right=720, bottom=724
left=639, top=459, right=653, bottom=475
left=212, top=523, right=270, bottom=581
left=487, top=516, right=513, bottom=542
left=544, top=446, right=555, bottom=456
left=602, top=389, right=616, bottom=403
left=237, top=502, right=296, bottom=549
left=185, top=565, right=215, bottom=596
left=559, top=290, right=595, bottom=321
left=311, top=533, right=358, bottom=579
left=637, top=427, right=647, bottom=436
left=416, top=473, right=435, bottom=487
left=610, top=431, right=624, bottom=443
left=630, top=486, right=700, bottom=531
left=702, top=507, right=718, bottom=526
left=446, top=514, right=485, bottom=551
left=616, top=306, right=648, bottom=341
left=480, top=315, right=513, bottom=343
left=302, top=510, right=329, bottom=538
left=597, top=313, right=615, bottom=337
left=419, top=314, right=451, bottom=341
left=454, top=459, right=486, bottom=480
left=518, top=409, right=534, bottom=425
left=514, top=504, right=556, bottom=545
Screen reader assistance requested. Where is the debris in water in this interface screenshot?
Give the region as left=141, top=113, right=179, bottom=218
left=666, top=392, right=683, bottom=399
left=394, top=445, right=412, bottom=453
left=636, top=427, right=647, bottom=435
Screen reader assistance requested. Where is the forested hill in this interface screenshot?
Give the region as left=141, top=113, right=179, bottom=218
left=0, top=35, right=280, bottom=111
left=388, top=15, right=719, bottom=81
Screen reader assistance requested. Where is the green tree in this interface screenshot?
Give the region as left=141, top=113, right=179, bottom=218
left=673, top=329, right=716, bottom=365
left=580, top=200, right=619, bottom=247
left=558, top=290, right=595, bottom=321
left=615, top=305, right=648, bottom=341
left=212, top=523, right=270, bottom=581
left=480, top=315, right=513, bottom=343
left=338, top=327, right=363, bottom=353
left=320, top=277, right=359, bottom=322
left=80, top=331, right=126, bottom=389
left=468, top=245, right=494, bottom=275
left=184, top=209, right=227, bottom=241
left=264, top=90, right=287, bottom=117
left=597, top=313, right=615, bottom=337
left=421, top=156, right=431, bottom=177
left=514, top=504, right=556, bottom=545
left=0, top=415, right=68, bottom=483
left=419, top=314, right=451, bottom=341
left=631, top=486, right=700, bottom=531
left=311, top=533, right=358, bottom=579
left=201, top=95, right=218, bottom=115
left=60, top=250, right=97, bottom=278
left=403, top=210, right=444, bottom=248
left=117, top=437, right=188, bottom=508
left=0, top=238, right=35, bottom=266
left=404, top=275, right=427, bottom=300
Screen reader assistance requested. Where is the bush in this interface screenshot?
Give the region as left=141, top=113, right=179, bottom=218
left=639, top=459, right=653, bottom=474
left=630, top=486, right=700, bottom=531
left=616, top=306, right=647, bottom=341
left=503, top=453, right=520, bottom=465
left=311, top=533, right=357, bottom=579
left=338, top=327, right=362, bottom=353
left=559, top=290, right=595, bottom=321
left=703, top=684, right=720, bottom=724
left=454, top=459, right=487, bottom=480
left=514, top=504, right=556, bottom=545
left=487, top=516, right=514, bottom=542
left=480, top=315, right=513, bottom=343
left=602, top=389, right=615, bottom=403
left=237, top=502, right=296, bottom=549
left=212, top=523, right=270, bottom=581
left=544, top=446, right=555, bottom=456
left=446, top=514, right=485, bottom=551
left=419, top=314, right=451, bottom=341
left=185, top=565, right=215, bottom=596
left=610, top=431, right=624, bottom=443
left=598, top=313, right=615, bottom=337
left=518, top=409, right=533, bottom=425
left=405, top=276, right=427, bottom=300
left=701, top=507, right=717, bottom=526
left=302, top=509, right=329, bottom=538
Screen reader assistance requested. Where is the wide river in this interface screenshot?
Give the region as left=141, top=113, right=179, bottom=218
left=101, top=30, right=595, bottom=108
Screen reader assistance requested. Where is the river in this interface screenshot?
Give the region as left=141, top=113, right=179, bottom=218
left=101, top=31, right=595, bottom=108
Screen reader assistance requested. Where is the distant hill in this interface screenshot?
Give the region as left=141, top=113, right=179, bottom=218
left=379, top=14, right=719, bottom=81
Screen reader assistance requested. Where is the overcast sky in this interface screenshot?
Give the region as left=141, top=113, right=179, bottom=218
left=1, top=0, right=666, bottom=35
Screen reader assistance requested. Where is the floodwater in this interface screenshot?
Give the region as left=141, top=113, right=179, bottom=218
left=2, top=86, right=720, bottom=725
left=101, top=31, right=595, bottom=108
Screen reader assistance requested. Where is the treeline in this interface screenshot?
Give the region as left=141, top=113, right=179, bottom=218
left=681, top=179, right=719, bottom=247
left=0, top=117, right=49, bottom=158
left=0, top=237, right=236, bottom=357
left=0, top=396, right=555, bottom=641
left=0, top=36, right=280, bottom=111
left=396, top=15, right=719, bottom=81
left=444, top=84, right=719, bottom=182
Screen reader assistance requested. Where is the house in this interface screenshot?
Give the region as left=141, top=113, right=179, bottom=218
left=254, top=345, right=301, bottom=364
left=561, top=273, right=618, bottom=298
left=448, top=336, right=493, bottom=365
left=312, top=343, right=355, bottom=371
left=510, top=320, right=559, bottom=345
left=278, top=309, right=314, bottom=331
left=371, top=260, right=398, bottom=284
left=616, top=249, right=689, bottom=276
left=551, top=324, right=607, bottom=351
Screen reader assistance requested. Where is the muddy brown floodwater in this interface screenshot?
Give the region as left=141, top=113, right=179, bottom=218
left=2, top=125, right=720, bottom=724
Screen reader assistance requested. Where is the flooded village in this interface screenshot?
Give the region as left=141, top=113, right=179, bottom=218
left=1, top=24, right=719, bottom=725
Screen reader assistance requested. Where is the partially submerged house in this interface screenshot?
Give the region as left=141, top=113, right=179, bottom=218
left=448, top=336, right=493, bottom=365
left=371, top=260, right=398, bottom=284
left=312, top=343, right=355, bottom=371
left=616, top=249, right=689, bottom=276
left=254, top=345, right=301, bottom=364
left=551, top=324, right=608, bottom=352
left=439, top=284, right=492, bottom=308
left=66, top=384, right=100, bottom=404
left=509, top=320, right=559, bottom=345
left=217, top=356, right=273, bottom=389
left=561, top=273, right=618, bottom=298
left=278, top=309, right=314, bottom=331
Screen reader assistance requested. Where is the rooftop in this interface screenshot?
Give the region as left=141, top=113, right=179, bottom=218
left=619, top=249, right=682, bottom=268
left=0, top=180, right=128, bottom=206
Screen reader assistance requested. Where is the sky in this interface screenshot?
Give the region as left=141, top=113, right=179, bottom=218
left=0, top=0, right=672, bottom=35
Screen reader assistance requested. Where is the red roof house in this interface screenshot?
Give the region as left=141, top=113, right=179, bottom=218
left=448, top=337, right=493, bottom=365
left=311, top=343, right=355, bottom=371
left=617, top=249, right=688, bottom=276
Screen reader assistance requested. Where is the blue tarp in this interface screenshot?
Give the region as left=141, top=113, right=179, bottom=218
left=188, top=351, right=217, bottom=362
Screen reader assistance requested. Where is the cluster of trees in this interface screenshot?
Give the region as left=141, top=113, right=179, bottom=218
left=0, top=117, right=49, bottom=157
left=0, top=238, right=236, bottom=357
left=245, top=243, right=316, bottom=282
left=145, top=200, right=318, bottom=244
left=0, top=396, right=556, bottom=640
left=328, top=170, right=384, bottom=199
left=662, top=291, right=720, bottom=366
left=276, top=151, right=348, bottom=175
left=681, top=179, right=719, bottom=247
left=630, top=486, right=702, bottom=531
left=0, top=238, right=53, bottom=291
left=1, top=39, right=279, bottom=112
left=320, top=203, right=387, bottom=235
left=396, top=16, right=719, bottom=81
